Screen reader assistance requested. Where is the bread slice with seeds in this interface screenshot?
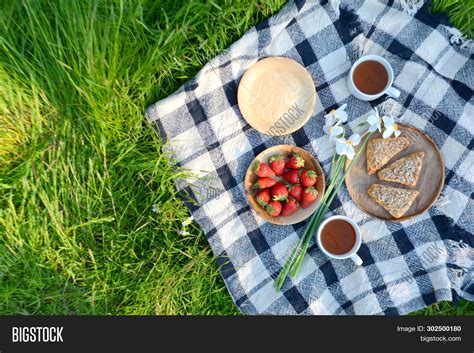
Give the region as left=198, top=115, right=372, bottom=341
left=367, top=136, right=411, bottom=175
left=367, top=184, right=419, bottom=219
left=377, top=151, right=425, bottom=187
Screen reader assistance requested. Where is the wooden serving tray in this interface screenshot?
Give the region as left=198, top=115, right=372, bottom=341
left=237, top=57, right=316, bottom=136
left=244, top=145, right=325, bottom=225
left=345, top=124, right=445, bottom=221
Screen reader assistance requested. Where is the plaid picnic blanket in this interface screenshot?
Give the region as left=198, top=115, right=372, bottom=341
left=146, top=0, right=473, bottom=314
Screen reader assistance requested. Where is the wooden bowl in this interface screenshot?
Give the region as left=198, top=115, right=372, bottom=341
left=345, top=124, right=445, bottom=221
left=237, top=57, right=317, bottom=136
left=244, top=145, right=325, bottom=225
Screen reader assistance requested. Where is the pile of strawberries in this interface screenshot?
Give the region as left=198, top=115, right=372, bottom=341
left=252, top=152, right=319, bottom=217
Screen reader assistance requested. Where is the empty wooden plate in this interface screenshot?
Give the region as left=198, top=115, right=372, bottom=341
left=345, top=124, right=445, bottom=221
left=237, top=57, right=317, bottom=136
left=244, top=145, right=325, bottom=225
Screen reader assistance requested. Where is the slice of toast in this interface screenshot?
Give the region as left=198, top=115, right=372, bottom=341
left=377, top=151, right=425, bottom=187
left=367, top=184, right=419, bottom=219
left=367, top=136, right=411, bottom=175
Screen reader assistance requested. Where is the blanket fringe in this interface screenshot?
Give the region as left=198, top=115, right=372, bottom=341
left=443, top=26, right=474, bottom=51
left=351, top=33, right=371, bottom=58
left=329, top=0, right=341, bottom=16
left=380, top=98, right=402, bottom=118
left=446, top=240, right=472, bottom=288
left=397, top=0, right=424, bottom=16
left=433, top=193, right=452, bottom=211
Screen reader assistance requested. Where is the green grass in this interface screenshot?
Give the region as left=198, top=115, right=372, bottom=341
left=432, top=0, right=473, bottom=38
left=0, top=0, right=471, bottom=315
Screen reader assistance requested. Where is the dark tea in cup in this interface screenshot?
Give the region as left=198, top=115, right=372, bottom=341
left=320, top=218, right=356, bottom=255
left=347, top=55, right=400, bottom=101
left=316, top=215, right=363, bottom=265
left=352, top=60, right=389, bottom=95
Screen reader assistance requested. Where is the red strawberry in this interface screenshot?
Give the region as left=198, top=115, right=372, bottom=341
left=282, top=169, right=300, bottom=184
left=300, top=170, right=317, bottom=187
left=281, top=196, right=299, bottom=216
left=285, top=153, right=305, bottom=169
left=271, top=182, right=288, bottom=201
left=269, top=154, right=285, bottom=176
left=253, top=161, right=275, bottom=177
left=265, top=200, right=282, bottom=217
left=256, top=189, right=271, bottom=207
left=287, top=183, right=303, bottom=202
left=301, top=186, right=318, bottom=209
left=253, top=177, right=276, bottom=189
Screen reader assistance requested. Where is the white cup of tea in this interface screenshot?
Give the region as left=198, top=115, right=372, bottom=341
left=316, top=215, right=363, bottom=266
left=347, top=55, right=400, bottom=101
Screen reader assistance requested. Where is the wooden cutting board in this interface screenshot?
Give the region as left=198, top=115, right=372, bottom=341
left=237, top=57, right=316, bottom=136
left=345, top=124, right=445, bottom=221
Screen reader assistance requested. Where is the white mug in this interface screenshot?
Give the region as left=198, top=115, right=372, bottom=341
left=347, top=55, right=400, bottom=101
left=316, top=215, right=363, bottom=266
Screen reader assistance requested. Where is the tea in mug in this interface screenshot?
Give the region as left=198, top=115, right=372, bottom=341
left=320, top=219, right=356, bottom=255
left=352, top=60, right=388, bottom=95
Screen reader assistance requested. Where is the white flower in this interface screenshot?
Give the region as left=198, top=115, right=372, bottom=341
left=323, top=121, right=344, bottom=142
left=323, top=104, right=347, bottom=142
left=179, top=230, right=190, bottom=236
left=366, top=108, right=382, bottom=133
left=324, top=103, right=348, bottom=126
left=382, top=116, right=401, bottom=139
left=152, top=204, right=159, bottom=213
left=335, top=133, right=361, bottom=160
left=182, top=215, right=194, bottom=227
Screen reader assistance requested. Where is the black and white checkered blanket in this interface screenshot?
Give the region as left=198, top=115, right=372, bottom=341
left=146, top=0, right=473, bottom=314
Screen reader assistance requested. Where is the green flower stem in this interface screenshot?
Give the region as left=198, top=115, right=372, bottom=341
left=290, top=156, right=346, bottom=271
left=275, top=132, right=374, bottom=290
left=289, top=200, right=329, bottom=276
left=327, top=152, right=336, bottom=180
left=318, top=155, right=345, bottom=208
left=274, top=234, right=305, bottom=289
left=289, top=133, right=373, bottom=278
left=275, top=156, right=345, bottom=290
left=289, top=180, right=338, bottom=277
left=275, top=159, right=341, bottom=289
